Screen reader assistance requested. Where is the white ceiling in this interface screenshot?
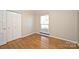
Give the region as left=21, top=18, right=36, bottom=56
left=7, top=10, right=28, bottom=14
left=8, top=10, right=50, bottom=14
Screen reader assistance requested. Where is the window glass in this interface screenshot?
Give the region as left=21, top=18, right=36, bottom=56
left=41, top=25, right=48, bottom=29
left=41, top=15, right=49, bottom=24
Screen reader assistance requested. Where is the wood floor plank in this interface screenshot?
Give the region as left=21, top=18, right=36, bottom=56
left=0, top=33, right=78, bottom=49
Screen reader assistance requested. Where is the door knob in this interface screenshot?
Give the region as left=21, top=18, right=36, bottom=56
left=2, top=28, right=6, bottom=30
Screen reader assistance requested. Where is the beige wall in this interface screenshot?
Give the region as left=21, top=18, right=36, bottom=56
left=34, top=10, right=78, bottom=43
left=77, top=11, right=79, bottom=43
left=21, top=10, right=78, bottom=43
left=33, top=13, right=40, bottom=33
left=21, top=11, right=35, bottom=37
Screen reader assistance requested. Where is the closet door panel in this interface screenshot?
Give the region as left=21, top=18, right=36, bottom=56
left=2, top=11, right=7, bottom=43
left=15, top=13, right=21, bottom=39
left=7, top=11, right=21, bottom=42
left=7, top=11, right=14, bottom=41
left=0, top=11, right=3, bottom=44
left=12, top=12, right=21, bottom=39
left=0, top=11, right=7, bottom=45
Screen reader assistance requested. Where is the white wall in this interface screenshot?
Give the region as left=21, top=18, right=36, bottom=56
left=34, top=10, right=78, bottom=43
left=50, top=11, right=78, bottom=42
left=21, top=11, right=35, bottom=37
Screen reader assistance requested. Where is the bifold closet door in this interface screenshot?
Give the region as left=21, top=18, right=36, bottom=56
left=12, top=12, right=21, bottom=39
left=0, top=11, right=7, bottom=45
left=7, top=11, right=21, bottom=42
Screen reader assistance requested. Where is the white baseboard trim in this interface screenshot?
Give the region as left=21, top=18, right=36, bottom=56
left=49, top=35, right=78, bottom=44
left=0, top=42, right=7, bottom=46
left=22, top=33, right=35, bottom=38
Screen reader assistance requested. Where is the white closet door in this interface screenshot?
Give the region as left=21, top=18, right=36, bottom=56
left=0, top=11, right=7, bottom=45
left=12, top=12, right=21, bottom=39
left=7, top=11, right=21, bottom=42
left=7, top=11, right=14, bottom=42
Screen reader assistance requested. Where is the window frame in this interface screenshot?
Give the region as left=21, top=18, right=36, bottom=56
left=40, top=14, right=49, bottom=33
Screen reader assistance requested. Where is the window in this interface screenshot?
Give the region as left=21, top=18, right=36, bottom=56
left=40, top=15, right=49, bottom=33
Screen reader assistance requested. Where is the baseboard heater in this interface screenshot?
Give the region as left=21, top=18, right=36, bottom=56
left=40, top=32, right=50, bottom=35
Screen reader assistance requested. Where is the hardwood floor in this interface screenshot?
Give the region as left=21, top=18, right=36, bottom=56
left=0, top=33, right=78, bottom=49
